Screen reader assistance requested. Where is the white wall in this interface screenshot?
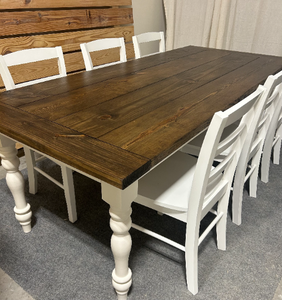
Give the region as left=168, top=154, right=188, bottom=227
left=132, top=0, right=166, bottom=56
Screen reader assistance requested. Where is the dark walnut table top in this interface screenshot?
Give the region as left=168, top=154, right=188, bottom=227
left=1, top=46, right=282, bottom=189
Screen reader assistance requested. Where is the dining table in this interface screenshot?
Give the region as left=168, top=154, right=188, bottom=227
left=1, top=45, right=282, bottom=299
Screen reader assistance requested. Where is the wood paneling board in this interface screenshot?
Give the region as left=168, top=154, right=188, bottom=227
left=0, top=103, right=149, bottom=189
left=0, top=26, right=134, bottom=55
left=0, top=8, right=133, bottom=37
left=0, top=0, right=132, bottom=10
left=0, top=0, right=134, bottom=87
left=0, top=26, right=134, bottom=87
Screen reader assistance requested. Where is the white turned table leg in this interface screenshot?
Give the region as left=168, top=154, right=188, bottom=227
left=102, top=181, right=138, bottom=300
left=0, top=135, right=32, bottom=233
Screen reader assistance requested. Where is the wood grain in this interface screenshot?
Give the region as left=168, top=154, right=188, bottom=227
left=0, top=26, right=134, bottom=55
left=100, top=55, right=282, bottom=164
left=0, top=103, right=149, bottom=189
left=19, top=48, right=246, bottom=121
left=0, top=30, right=135, bottom=85
left=0, top=1, right=134, bottom=85
left=0, top=0, right=132, bottom=10
left=0, top=8, right=133, bottom=37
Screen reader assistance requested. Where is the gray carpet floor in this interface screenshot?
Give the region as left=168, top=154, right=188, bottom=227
left=0, top=156, right=282, bottom=300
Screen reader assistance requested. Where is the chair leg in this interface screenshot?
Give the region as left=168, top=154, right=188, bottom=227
left=273, top=135, right=281, bottom=165
left=261, top=136, right=274, bottom=183
left=61, top=165, right=77, bottom=223
left=185, top=221, right=200, bottom=295
left=216, top=201, right=228, bottom=251
left=249, top=150, right=262, bottom=198
left=232, top=170, right=245, bottom=226
left=23, top=146, right=38, bottom=194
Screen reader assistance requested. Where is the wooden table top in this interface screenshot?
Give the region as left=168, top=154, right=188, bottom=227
left=1, top=46, right=282, bottom=189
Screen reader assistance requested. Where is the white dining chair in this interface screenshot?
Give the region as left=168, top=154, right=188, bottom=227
left=0, top=47, right=77, bottom=223
left=260, top=71, right=282, bottom=183
left=132, top=86, right=266, bottom=295
left=80, top=37, right=127, bottom=71
left=132, top=31, right=165, bottom=59
left=180, top=72, right=282, bottom=225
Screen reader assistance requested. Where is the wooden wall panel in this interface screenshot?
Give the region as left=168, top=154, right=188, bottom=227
left=0, top=0, right=132, bottom=9
left=0, top=1, right=134, bottom=88
left=0, top=26, right=134, bottom=55
left=0, top=9, right=133, bottom=37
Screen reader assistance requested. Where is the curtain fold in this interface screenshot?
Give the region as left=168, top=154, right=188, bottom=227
left=164, top=0, right=282, bottom=56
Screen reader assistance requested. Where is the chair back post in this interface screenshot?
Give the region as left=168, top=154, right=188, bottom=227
left=80, top=43, right=93, bottom=71
left=0, top=55, right=15, bottom=90
left=264, top=72, right=282, bottom=133
left=132, top=36, right=141, bottom=59
left=118, top=38, right=127, bottom=63
left=55, top=46, right=67, bottom=76
left=261, top=70, right=282, bottom=182
left=159, top=31, right=166, bottom=52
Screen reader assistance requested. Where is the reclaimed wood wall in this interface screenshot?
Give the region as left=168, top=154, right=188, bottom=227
left=0, top=0, right=134, bottom=87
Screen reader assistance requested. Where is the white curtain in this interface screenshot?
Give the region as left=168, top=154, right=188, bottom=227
left=164, top=0, right=282, bottom=56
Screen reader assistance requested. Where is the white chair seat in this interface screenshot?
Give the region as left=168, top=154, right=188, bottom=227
left=136, top=152, right=197, bottom=211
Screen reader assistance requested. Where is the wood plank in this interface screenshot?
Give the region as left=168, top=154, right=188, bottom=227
left=19, top=49, right=245, bottom=121
left=125, top=43, right=135, bottom=60
left=0, top=26, right=134, bottom=55
left=0, top=103, right=150, bottom=189
left=100, top=56, right=282, bottom=165
left=0, top=0, right=132, bottom=10
left=0, top=8, right=133, bottom=37
left=64, top=52, right=85, bottom=74
left=56, top=51, right=261, bottom=138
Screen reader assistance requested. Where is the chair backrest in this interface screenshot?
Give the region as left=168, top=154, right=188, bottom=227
left=188, top=86, right=266, bottom=238
left=262, top=71, right=282, bottom=141
left=0, top=46, right=66, bottom=91
left=132, top=31, right=165, bottom=59
left=234, top=71, right=282, bottom=185
left=80, top=37, right=127, bottom=71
